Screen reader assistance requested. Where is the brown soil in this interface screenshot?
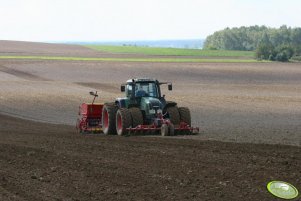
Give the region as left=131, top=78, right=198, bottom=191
left=0, top=41, right=301, bottom=200
left=0, top=59, right=300, bottom=145
left=1, top=114, right=300, bottom=201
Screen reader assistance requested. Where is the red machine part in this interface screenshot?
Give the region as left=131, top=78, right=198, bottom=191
left=76, top=103, right=103, bottom=133
left=76, top=103, right=199, bottom=136
left=126, top=112, right=199, bottom=136
left=126, top=122, right=200, bottom=134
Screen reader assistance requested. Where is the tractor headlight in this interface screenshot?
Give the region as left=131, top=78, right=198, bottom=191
left=149, top=109, right=156, bottom=114
left=149, top=109, right=162, bottom=114
left=148, top=102, right=162, bottom=114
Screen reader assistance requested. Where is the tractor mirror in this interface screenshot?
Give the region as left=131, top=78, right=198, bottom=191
left=121, top=85, right=125, bottom=92
left=168, top=84, right=172, bottom=91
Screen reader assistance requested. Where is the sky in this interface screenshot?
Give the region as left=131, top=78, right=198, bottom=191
left=0, top=0, right=300, bottom=42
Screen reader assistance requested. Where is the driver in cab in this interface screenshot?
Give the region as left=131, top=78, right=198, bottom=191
left=136, top=85, right=147, bottom=97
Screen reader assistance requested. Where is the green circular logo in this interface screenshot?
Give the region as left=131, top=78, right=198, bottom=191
left=267, top=181, right=299, bottom=199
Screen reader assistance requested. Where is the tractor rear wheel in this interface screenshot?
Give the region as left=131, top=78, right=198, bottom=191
left=169, top=123, right=175, bottom=136
left=102, top=103, right=117, bottom=135
left=129, top=107, right=143, bottom=128
left=178, top=107, right=191, bottom=126
left=116, top=108, right=132, bottom=136
left=166, top=106, right=180, bottom=125
left=178, top=107, right=192, bottom=135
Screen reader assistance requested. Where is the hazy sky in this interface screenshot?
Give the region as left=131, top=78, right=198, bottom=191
left=0, top=0, right=300, bottom=42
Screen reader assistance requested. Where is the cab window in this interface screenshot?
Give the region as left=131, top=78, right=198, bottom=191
left=126, top=84, right=132, bottom=97
left=135, top=83, right=158, bottom=97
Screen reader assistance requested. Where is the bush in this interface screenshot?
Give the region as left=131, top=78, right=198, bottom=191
left=277, top=45, right=294, bottom=58
left=256, top=43, right=295, bottom=62
left=275, top=52, right=289, bottom=62
left=268, top=54, right=275, bottom=61
left=207, top=46, right=218, bottom=50
left=291, top=55, right=301, bottom=61
left=255, top=43, right=275, bottom=60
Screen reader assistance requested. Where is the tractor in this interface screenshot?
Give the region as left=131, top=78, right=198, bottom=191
left=77, top=78, right=199, bottom=136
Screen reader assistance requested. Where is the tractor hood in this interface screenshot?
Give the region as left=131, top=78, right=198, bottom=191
left=140, top=97, right=163, bottom=115
left=141, top=97, right=163, bottom=108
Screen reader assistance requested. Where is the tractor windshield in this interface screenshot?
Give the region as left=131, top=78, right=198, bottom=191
left=135, top=82, right=159, bottom=98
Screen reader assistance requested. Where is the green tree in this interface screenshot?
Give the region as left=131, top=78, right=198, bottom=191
left=204, top=25, right=301, bottom=62
left=255, top=43, right=275, bottom=60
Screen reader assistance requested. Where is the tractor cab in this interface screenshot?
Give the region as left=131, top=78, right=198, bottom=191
left=131, top=81, right=159, bottom=98
left=119, top=78, right=172, bottom=107
left=121, top=78, right=172, bottom=98
left=118, top=78, right=173, bottom=124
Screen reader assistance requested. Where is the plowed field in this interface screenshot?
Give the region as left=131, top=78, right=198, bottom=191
left=0, top=41, right=300, bottom=200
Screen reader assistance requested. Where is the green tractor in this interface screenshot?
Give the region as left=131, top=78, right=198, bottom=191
left=102, top=78, right=198, bottom=136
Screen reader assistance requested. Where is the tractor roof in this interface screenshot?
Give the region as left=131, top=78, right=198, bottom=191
left=126, top=78, right=157, bottom=83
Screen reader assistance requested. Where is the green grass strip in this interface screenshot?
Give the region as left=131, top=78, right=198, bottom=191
left=0, top=55, right=266, bottom=63
left=85, top=45, right=255, bottom=57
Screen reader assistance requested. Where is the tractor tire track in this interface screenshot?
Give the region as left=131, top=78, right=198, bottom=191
left=0, top=65, right=50, bottom=81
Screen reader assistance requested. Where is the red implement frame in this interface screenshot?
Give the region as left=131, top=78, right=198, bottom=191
left=126, top=122, right=199, bottom=134
left=126, top=113, right=199, bottom=135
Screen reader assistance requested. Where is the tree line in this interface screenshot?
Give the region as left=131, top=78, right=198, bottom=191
left=204, top=25, right=301, bottom=61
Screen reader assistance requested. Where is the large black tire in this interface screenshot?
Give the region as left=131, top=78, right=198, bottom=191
left=169, top=123, right=175, bottom=136
left=116, top=108, right=132, bottom=136
left=102, top=103, right=117, bottom=135
left=166, top=106, right=180, bottom=125
left=178, top=107, right=192, bottom=135
left=178, top=107, right=191, bottom=126
left=129, top=107, right=143, bottom=128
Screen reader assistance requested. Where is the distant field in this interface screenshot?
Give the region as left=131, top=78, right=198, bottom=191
left=0, top=55, right=263, bottom=63
left=85, top=45, right=255, bottom=58
left=0, top=43, right=259, bottom=62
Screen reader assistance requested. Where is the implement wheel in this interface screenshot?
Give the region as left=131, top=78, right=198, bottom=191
left=161, top=124, right=169, bottom=136
left=166, top=106, right=180, bottom=125
left=102, top=103, right=117, bottom=135
left=116, top=108, right=132, bottom=136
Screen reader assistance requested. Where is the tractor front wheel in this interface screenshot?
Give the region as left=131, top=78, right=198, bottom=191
left=129, top=107, right=143, bottom=128
left=116, top=108, right=132, bottom=136
left=166, top=106, right=180, bottom=125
